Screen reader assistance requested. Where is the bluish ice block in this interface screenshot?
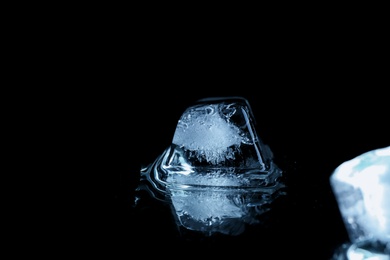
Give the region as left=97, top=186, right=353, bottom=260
left=330, top=146, right=390, bottom=258
left=137, top=97, right=285, bottom=236
left=151, top=96, right=282, bottom=190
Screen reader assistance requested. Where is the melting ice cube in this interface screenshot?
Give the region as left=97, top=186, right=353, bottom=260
left=136, top=97, right=285, bottom=236
left=152, top=96, right=282, bottom=190
left=330, top=146, right=390, bottom=258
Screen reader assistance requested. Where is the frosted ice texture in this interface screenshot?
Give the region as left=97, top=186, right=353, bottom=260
left=330, top=146, right=390, bottom=252
left=154, top=97, right=282, bottom=189
left=172, top=103, right=244, bottom=165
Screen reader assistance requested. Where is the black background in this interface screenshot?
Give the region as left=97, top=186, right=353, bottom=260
left=55, top=10, right=390, bottom=259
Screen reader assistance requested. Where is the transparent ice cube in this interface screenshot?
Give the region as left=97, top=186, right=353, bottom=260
left=136, top=97, right=285, bottom=236
left=152, top=96, right=282, bottom=190
left=330, top=146, right=390, bottom=259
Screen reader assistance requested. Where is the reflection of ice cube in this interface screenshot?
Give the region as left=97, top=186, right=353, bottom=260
left=154, top=97, right=282, bottom=189
left=330, top=146, right=390, bottom=257
left=168, top=188, right=277, bottom=236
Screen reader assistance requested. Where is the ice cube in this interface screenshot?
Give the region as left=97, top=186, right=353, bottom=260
left=136, top=97, right=285, bottom=236
left=330, top=146, right=390, bottom=257
left=153, top=96, right=282, bottom=190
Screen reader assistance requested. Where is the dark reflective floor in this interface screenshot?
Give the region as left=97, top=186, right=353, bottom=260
left=73, top=85, right=388, bottom=259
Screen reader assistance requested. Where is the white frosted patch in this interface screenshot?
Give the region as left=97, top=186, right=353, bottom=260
left=172, top=104, right=242, bottom=163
